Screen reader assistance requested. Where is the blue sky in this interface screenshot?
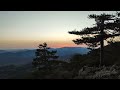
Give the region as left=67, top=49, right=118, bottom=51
left=0, top=11, right=116, bottom=49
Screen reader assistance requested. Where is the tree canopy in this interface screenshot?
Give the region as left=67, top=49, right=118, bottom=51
left=32, top=42, right=59, bottom=69
left=69, top=12, right=120, bottom=48
left=68, top=12, right=120, bottom=66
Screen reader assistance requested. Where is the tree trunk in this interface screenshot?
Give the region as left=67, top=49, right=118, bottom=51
left=100, top=36, right=104, bottom=66
left=100, top=21, right=104, bottom=66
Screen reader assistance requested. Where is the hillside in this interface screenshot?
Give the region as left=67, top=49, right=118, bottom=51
left=83, top=42, right=120, bottom=66
left=0, top=63, right=33, bottom=79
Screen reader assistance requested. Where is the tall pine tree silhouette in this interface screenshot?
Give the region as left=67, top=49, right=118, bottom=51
left=32, top=42, right=58, bottom=69
left=69, top=12, right=120, bottom=66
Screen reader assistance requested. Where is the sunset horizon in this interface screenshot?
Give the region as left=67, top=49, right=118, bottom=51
left=0, top=40, right=87, bottom=50
left=0, top=11, right=116, bottom=49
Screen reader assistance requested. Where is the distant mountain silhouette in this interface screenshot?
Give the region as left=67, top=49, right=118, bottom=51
left=51, top=47, right=90, bottom=60
left=0, top=47, right=90, bottom=65
left=0, top=50, right=35, bottom=66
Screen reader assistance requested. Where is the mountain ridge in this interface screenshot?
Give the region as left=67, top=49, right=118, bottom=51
left=0, top=47, right=90, bottom=65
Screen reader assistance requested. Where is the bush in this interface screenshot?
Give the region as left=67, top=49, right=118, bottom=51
left=73, top=65, right=120, bottom=79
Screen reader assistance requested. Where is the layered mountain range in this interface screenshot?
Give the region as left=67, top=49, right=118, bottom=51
left=0, top=47, right=90, bottom=65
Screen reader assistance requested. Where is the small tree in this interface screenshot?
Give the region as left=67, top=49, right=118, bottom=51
left=68, top=12, right=120, bottom=66
left=32, top=42, right=59, bottom=70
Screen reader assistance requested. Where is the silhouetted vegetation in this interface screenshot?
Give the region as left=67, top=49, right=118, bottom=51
left=32, top=42, right=59, bottom=70
left=28, top=42, right=120, bottom=79
left=69, top=12, right=120, bottom=66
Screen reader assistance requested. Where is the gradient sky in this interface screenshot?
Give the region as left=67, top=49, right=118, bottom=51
left=0, top=11, right=117, bottom=49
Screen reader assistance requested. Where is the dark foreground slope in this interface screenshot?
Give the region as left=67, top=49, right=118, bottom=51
left=84, top=42, right=120, bottom=66
left=0, top=63, right=33, bottom=79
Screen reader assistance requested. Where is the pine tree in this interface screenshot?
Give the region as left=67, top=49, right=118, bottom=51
left=32, top=42, right=59, bottom=70
left=68, top=12, right=120, bottom=66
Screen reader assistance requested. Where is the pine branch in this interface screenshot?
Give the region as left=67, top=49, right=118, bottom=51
left=104, top=22, right=120, bottom=32
left=88, top=13, right=115, bottom=21
left=73, top=35, right=101, bottom=44
left=105, top=34, right=120, bottom=38
left=68, top=26, right=99, bottom=35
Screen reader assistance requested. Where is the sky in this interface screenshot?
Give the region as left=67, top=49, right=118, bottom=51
left=0, top=11, right=117, bottom=49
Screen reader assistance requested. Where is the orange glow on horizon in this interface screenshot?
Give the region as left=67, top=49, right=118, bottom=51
left=0, top=39, right=87, bottom=49
left=49, top=43, right=87, bottom=48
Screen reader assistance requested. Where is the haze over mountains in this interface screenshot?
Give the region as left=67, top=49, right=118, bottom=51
left=0, top=47, right=90, bottom=66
